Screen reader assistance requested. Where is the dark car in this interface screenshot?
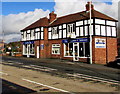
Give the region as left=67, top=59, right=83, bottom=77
left=107, top=56, right=120, bottom=68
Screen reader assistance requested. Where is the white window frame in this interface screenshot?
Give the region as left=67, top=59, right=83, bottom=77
left=52, top=44, right=60, bottom=55
left=52, top=27, right=58, bottom=35
left=67, top=23, right=74, bottom=33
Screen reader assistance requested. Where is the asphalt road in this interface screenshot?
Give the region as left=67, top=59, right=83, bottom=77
left=2, top=56, right=120, bottom=82
left=1, top=79, right=36, bottom=94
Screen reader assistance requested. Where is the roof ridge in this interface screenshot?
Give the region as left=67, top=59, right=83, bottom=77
left=56, top=10, right=86, bottom=19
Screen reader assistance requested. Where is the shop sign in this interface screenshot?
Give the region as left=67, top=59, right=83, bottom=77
left=62, top=38, right=89, bottom=43
left=40, top=44, right=44, bottom=50
left=23, top=41, right=34, bottom=45
left=95, top=38, right=106, bottom=48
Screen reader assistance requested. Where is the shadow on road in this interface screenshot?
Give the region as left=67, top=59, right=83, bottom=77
left=1, top=79, right=36, bottom=94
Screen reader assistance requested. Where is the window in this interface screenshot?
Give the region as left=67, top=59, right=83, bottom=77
left=112, top=27, right=116, bottom=37
left=31, top=30, right=35, bottom=37
left=23, top=44, right=27, bottom=54
left=52, top=27, right=58, bottom=35
left=80, top=27, right=84, bottom=36
left=67, top=23, right=75, bottom=33
left=79, top=43, right=90, bottom=57
left=107, top=26, right=111, bottom=36
left=95, top=25, right=100, bottom=35
left=24, top=31, right=26, bottom=38
left=52, top=44, right=60, bottom=54
left=79, top=43, right=84, bottom=57
left=101, top=26, right=106, bottom=36
left=85, top=26, right=88, bottom=36
left=64, top=43, right=73, bottom=56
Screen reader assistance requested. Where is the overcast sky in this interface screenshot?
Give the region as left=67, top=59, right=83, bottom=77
left=1, top=0, right=119, bottom=43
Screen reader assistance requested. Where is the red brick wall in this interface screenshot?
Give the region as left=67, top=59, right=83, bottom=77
left=107, top=37, right=118, bottom=62
left=92, top=36, right=117, bottom=64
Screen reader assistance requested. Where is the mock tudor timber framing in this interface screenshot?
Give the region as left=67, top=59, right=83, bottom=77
left=20, top=2, right=118, bottom=64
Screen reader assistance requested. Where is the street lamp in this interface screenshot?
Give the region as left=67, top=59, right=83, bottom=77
left=89, top=1, right=93, bottom=64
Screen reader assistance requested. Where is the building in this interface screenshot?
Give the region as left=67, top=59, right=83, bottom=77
left=0, top=40, right=4, bottom=55
left=117, top=38, right=120, bottom=56
left=5, top=41, right=22, bottom=56
left=21, top=2, right=118, bottom=64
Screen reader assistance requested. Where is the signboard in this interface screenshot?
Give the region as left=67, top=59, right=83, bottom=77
left=40, top=44, right=44, bottom=50
left=23, top=41, right=34, bottom=45
left=95, top=38, right=106, bottom=48
left=62, top=38, right=89, bottom=43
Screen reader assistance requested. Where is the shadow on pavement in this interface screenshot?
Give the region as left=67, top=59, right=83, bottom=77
left=1, top=79, right=36, bottom=94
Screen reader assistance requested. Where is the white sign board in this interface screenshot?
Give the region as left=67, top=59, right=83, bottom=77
left=95, top=38, right=106, bottom=48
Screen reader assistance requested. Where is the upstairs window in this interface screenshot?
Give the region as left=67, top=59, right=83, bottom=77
left=52, top=27, right=58, bottom=35
left=67, top=23, right=75, bottom=33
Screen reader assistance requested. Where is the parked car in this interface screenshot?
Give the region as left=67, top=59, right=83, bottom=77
left=107, top=56, right=120, bottom=68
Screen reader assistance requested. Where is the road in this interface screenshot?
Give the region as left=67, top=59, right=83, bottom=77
left=2, top=56, right=120, bottom=82
left=1, top=62, right=119, bottom=93
left=2, top=79, right=36, bottom=94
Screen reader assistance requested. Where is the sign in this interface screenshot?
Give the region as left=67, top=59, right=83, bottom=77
left=62, top=38, right=89, bottom=43
left=40, top=44, right=44, bottom=50
left=23, top=41, right=34, bottom=45
left=95, top=38, right=106, bottom=48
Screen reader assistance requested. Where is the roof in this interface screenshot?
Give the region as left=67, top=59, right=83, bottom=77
left=22, top=17, right=49, bottom=31
left=21, top=9, right=117, bottom=31
left=49, top=9, right=117, bottom=26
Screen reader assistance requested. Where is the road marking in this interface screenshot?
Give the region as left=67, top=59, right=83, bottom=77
left=0, top=72, right=8, bottom=75
left=67, top=73, right=119, bottom=85
left=22, top=78, right=71, bottom=93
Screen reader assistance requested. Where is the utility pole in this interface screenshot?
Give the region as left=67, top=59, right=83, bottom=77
left=89, top=1, right=93, bottom=64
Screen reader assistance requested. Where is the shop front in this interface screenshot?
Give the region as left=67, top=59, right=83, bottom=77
left=62, top=38, right=90, bottom=62
left=23, top=41, right=35, bottom=57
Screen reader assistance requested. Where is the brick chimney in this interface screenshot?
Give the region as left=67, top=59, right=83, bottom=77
left=86, top=2, right=94, bottom=11
left=49, top=11, right=57, bottom=23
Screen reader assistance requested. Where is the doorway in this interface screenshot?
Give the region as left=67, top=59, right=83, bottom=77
left=73, top=43, right=79, bottom=61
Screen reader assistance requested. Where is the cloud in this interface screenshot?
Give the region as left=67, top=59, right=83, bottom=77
left=2, top=9, right=50, bottom=43
left=2, top=0, right=120, bottom=43
left=54, top=0, right=118, bottom=19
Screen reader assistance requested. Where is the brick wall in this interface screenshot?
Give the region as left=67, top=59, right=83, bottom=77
left=92, top=36, right=117, bottom=64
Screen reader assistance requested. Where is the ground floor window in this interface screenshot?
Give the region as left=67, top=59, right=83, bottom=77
left=23, top=44, right=35, bottom=55
left=64, top=43, right=73, bottom=56
left=23, top=44, right=27, bottom=54
left=52, top=44, right=60, bottom=54
left=64, top=42, right=90, bottom=57
left=79, top=42, right=90, bottom=57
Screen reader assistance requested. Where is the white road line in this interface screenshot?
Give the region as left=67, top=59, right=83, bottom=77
left=67, top=73, right=119, bottom=84
left=0, top=72, right=8, bottom=75
left=22, top=78, right=71, bottom=93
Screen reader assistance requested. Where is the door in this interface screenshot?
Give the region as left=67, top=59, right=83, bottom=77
left=73, top=43, right=79, bottom=61
left=27, top=44, right=30, bottom=58
left=37, top=46, right=39, bottom=58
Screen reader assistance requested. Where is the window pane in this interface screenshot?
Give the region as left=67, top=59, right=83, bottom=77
left=80, top=27, right=83, bottom=36
left=85, top=43, right=90, bottom=57
left=107, top=26, right=111, bottom=36
left=69, top=43, right=73, bottom=56
left=101, top=26, right=106, bottom=36
left=95, top=25, right=100, bottom=35
left=79, top=43, right=84, bottom=56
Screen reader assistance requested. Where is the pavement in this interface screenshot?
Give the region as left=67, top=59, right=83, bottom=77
left=3, top=56, right=119, bottom=72
left=2, top=56, right=120, bottom=81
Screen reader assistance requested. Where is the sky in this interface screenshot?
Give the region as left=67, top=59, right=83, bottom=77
left=0, top=0, right=119, bottom=43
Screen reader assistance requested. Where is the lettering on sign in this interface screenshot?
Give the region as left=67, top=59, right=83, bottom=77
left=95, top=38, right=106, bottom=48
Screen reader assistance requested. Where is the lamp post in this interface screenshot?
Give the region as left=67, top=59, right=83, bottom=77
left=89, top=1, right=93, bottom=64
